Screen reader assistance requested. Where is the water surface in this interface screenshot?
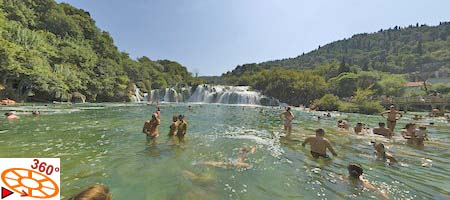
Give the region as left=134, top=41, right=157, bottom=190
left=0, top=103, right=449, bottom=199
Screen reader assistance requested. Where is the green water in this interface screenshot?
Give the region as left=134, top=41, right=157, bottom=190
left=0, top=103, right=449, bottom=199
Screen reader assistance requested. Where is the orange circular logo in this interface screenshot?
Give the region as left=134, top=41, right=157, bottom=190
left=1, top=168, right=59, bottom=199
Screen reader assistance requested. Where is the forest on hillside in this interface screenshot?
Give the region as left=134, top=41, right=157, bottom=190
left=219, top=23, right=450, bottom=114
left=263, top=22, right=450, bottom=73
left=0, top=0, right=199, bottom=102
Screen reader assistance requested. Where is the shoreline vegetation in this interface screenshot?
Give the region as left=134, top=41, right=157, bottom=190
left=0, top=0, right=201, bottom=103
left=0, top=0, right=449, bottom=116
left=208, top=22, right=450, bottom=115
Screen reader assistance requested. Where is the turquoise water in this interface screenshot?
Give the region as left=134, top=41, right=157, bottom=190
left=0, top=103, right=449, bottom=199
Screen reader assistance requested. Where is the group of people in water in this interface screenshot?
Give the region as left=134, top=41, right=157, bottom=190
left=277, top=104, right=444, bottom=199
left=2, top=102, right=447, bottom=200
left=142, top=107, right=188, bottom=144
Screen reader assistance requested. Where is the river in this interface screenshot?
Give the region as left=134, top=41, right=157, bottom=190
left=0, top=103, right=449, bottom=199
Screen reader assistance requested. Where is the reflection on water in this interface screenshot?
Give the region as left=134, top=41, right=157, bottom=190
left=0, top=103, right=449, bottom=199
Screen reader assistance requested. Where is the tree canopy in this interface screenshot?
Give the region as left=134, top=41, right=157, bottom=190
left=0, top=0, right=198, bottom=102
left=215, top=23, right=450, bottom=113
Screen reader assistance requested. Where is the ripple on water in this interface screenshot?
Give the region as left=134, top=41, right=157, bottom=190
left=0, top=103, right=449, bottom=199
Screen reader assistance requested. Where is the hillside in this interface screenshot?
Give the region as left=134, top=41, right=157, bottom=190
left=226, top=22, right=450, bottom=77
left=0, top=0, right=197, bottom=102
left=219, top=23, right=450, bottom=113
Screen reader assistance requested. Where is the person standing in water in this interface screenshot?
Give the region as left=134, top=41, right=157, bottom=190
left=143, top=113, right=160, bottom=142
left=280, top=107, right=294, bottom=136
left=380, top=105, right=402, bottom=132
left=302, top=128, right=338, bottom=159
left=177, top=115, right=188, bottom=142
left=344, top=163, right=389, bottom=199
left=168, top=115, right=179, bottom=137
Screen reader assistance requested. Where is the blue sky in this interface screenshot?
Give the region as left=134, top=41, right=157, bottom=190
left=56, top=0, right=450, bottom=75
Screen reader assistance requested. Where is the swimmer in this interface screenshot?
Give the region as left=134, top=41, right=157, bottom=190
left=401, top=123, right=416, bottom=145
left=372, top=143, right=397, bottom=164
left=354, top=122, right=364, bottom=134
left=188, top=105, right=192, bottom=111
left=302, top=128, right=338, bottom=159
left=32, top=111, right=40, bottom=116
left=168, top=115, right=179, bottom=137
left=413, top=114, right=422, bottom=121
left=280, top=107, right=294, bottom=136
left=71, top=184, right=112, bottom=200
left=430, top=108, right=440, bottom=117
left=156, top=107, right=161, bottom=117
left=143, top=113, right=160, bottom=140
left=414, top=125, right=429, bottom=146
left=337, top=119, right=349, bottom=130
left=326, top=112, right=331, bottom=118
left=176, top=115, right=188, bottom=140
left=344, top=163, right=389, bottom=200
left=5, top=112, right=20, bottom=120
left=373, top=122, right=393, bottom=138
left=0, top=98, right=16, bottom=105
left=380, top=105, right=403, bottom=132
left=182, top=170, right=214, bottom=184
left=200, top=144, right=257, bottom=170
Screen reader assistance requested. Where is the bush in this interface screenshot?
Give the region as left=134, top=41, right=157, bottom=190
left=432, top=83, right=450, bottom=94
left=357, top=101, right=383, bottom=114
left=338, top=101, right=358, bottom=113
left=313, top=94, right=341, bottom=111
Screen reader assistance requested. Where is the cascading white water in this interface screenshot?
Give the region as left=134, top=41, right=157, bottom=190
left=143, top=84, right=279, bottom=105
left=131, top=84, right=144, bottom=102
left=188, top=85, right=278, bottom=105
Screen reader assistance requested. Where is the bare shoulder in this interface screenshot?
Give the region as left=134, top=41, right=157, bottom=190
left=305, top=136, right=315, bottom=140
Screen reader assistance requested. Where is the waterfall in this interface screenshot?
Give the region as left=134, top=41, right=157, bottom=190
left=144, top=85, right=279, bottom=105
left=131, top=84, right=144, bottom=102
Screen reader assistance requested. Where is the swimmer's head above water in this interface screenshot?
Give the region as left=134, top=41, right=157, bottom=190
left=172, top=115, right=178, bottom=122
left=348, top=163, right=363, bottom=178
left=405, top=123, right=416, bottom=131
left=315, top=128, right=325, bottom=136
left=374, top=143, right=385, bottom=153
left=418, top=125, right=427, bottom=131
left=71, top=184, right=112, bottom=200
left=178, top=114, right=185, bottom=121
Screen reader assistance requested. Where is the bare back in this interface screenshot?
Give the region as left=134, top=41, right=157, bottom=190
left=373, top=127, right=392, bottom=137
left=304, top=136, right=333, bottom=155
